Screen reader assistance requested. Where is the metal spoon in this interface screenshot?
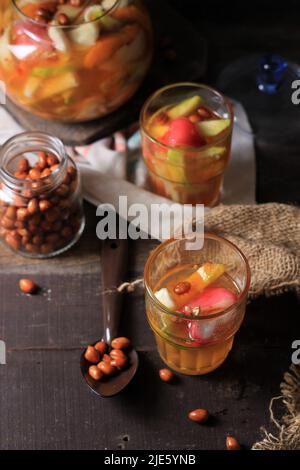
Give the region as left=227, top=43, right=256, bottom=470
left=80, top=238, right=138, bottom=397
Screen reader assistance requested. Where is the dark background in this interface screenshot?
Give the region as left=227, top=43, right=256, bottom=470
left=170, top=0, right=300, bottom=204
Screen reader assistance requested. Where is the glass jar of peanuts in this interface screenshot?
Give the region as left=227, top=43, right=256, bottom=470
left=0, top=132, right=85, bottom=258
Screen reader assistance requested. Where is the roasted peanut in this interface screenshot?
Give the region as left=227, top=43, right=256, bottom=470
left=197, top=106, right=211, bottom=119
left=21, top=235, right=31, bottom=246
left=40, top=243, right=53, bottom=254
left=188, top=409, right=210, bottom=423
left=17, top=228, right=31, bottom=238
left=84, top=346, right=100, bottom=364
left=16, top=207, right=29, bottom=221
left=159, top=368, right=174, bottom=383
left=19, top=278, right=37, bottom=294
left=29, top=168, right=41, bottom=180
left=88, top=365, right=103, bottom=381
left=110, top=349, right=127, bottom=360
left=47, top=154, right=59, bottom=167
left=1, top=217, right=15, bottom=229
left=111, top=337, right=131, bottom=350
left=56, top=184, right=69, bottom=197
left=103, top=354, right=111, bottom=363
left=67, top=166, right=77, bottom=179
left=45, top=207, right=60, bottom=223
left=226, top=436, right=241, bottom=450
left=37, top=152, right=48, bottom=170
left=18, top=159, right=29, bottom=173
left=98, top=361, right=116, bottom=376
left=41, top=168, right=51, bottom=178
left=94, top=341, right=107, bottom=355
left=111, top=355, right=128, bottom=370
left=27, top=198, right=39, bottom=215
left=32, top=235, right=43, bottom=246
left=50, top=164, right=60, bottom=173
left=25, top=243, right=39, bottom=253
left=39, top=199, right=52, bottom=213
left=5, top=206, right=17, bottom=220
left=6, top=233, right=21, bottom=250
left=173, top=281, right=191, bottom=295
left=45, top=233, right=59, bottom=244
left=62, top=226, right=73, bottom=238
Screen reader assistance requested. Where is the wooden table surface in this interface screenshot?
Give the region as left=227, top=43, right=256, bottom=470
left=0, top=0, right=299, bottom=450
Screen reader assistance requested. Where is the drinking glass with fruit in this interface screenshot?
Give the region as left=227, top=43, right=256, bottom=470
left=144, top=233, right=250, bottom=375
left=140, top=83, right=233, bottom=206
left=0, top=0, right=153, bottom=121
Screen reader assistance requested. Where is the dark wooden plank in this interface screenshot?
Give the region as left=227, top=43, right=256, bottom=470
left=0, top=227, right=299, bottom=449
left=0, top=296, right=298, bottom=450
left=0, top=1, right=299, bottom=451
left=5, top=0, right=206, bottom=146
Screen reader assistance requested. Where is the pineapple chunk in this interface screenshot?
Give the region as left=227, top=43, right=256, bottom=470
left=170, top=262, right=225, bottom=309
left=167, top=95, right=202, bottom=120
left=38, top=72, right=78, bottom=100
left=24, top=76, right=41, bottom=98
left=0, top=27, right=13, bottom=71
left=197, top=263, right=225, bottom=286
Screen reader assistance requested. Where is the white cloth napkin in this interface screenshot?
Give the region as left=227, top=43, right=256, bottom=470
left=0, top=101, right=256, bottom=238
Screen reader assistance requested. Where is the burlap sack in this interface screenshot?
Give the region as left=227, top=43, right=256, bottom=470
left=204, top=203, right=300, bottom=298
left=252, top=364, right=300, bottom=450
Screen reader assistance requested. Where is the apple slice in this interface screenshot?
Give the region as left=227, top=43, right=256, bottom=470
left=182, top=287, right=237, bottom=315
left=167, top=95, right=202, bottom=120
left=184, top=287, right=237, bottom=343
left=163, top=117, right=205, bottom=148
left=154, top=288, right=176, bottom=310
left=196, top=119, right=231, bottom=138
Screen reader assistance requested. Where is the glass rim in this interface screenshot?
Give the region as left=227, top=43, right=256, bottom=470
left=144, top=231, right=251, bottom=321
left=140, top=82, right=234, bottom=154
left=12, top=0, right=120, bottom=28
left=0, top=131, right=67, bottom=191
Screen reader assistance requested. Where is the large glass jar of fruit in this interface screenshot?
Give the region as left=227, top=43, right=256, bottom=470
left=0, top=131, right=85, bottom=257
left=0, top=1, right=153, bottom=121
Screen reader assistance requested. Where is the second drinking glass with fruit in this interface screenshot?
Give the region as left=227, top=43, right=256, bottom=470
left=140, top=83, right=233, bottom=206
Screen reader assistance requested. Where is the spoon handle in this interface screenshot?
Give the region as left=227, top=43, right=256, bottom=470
left=101, top=238, right=128, bottom=345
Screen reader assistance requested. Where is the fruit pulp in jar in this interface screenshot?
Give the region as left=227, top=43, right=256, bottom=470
left=149, top=263, right=241, bottom=375
left=142, top=95, right=232, bottom=206
left=0, top=0, right=152, bottom=121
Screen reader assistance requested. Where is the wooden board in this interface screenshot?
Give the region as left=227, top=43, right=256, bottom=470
left=0, top=202, right=299, bottom=450
left=5, top=0, right=207, bottom=146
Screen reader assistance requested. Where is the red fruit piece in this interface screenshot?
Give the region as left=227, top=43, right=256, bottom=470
left=12, top=21, right=52, bottom=58
left=181, top=287, right=237, bottom=316
left=181, top=287, right=238, bottom=344
left=163, top=117, right=206, bottom=148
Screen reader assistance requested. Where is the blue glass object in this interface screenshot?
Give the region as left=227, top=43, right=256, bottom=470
left=257, top=54, right=288, bottom=94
